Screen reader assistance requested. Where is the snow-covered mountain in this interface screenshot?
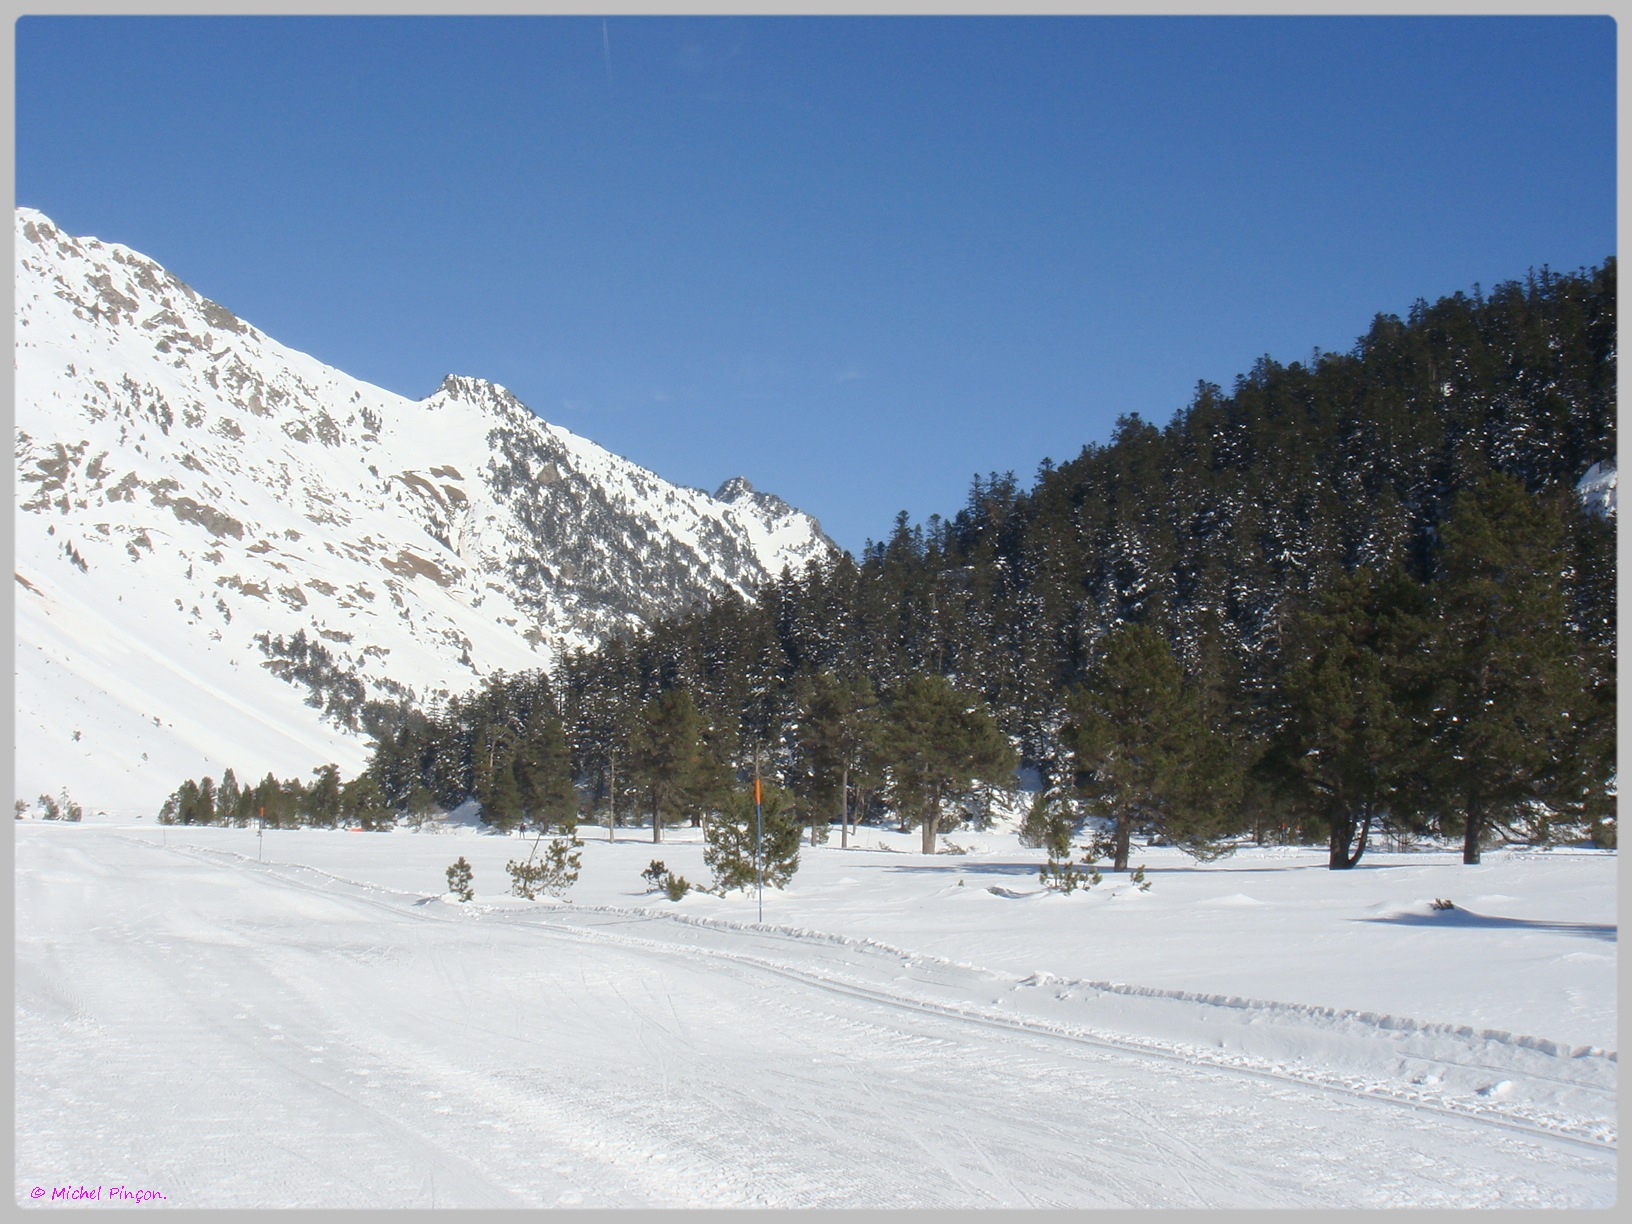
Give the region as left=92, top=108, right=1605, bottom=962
left=13, top=208, right=833, bottom=815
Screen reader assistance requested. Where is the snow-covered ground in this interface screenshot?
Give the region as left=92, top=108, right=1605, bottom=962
left=14, top=818, right=1616, bottom=1208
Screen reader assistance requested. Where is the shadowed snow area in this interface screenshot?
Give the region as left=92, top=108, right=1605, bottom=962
left=14, top=821, right=1616, bottom=1208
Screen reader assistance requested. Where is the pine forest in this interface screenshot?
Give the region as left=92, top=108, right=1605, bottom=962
left=162, top=261, right=1617, bottom=871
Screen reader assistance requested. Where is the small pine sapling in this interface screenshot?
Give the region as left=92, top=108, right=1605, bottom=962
left=446, top=856, right=474, bottom=902
left=662, top=872, right=691, bottom=901
left=507, top=857, right=545, bottom=899
left=507, top=832, right=584, bottom=899
left=1079, top=830, right=1119, bottom=867
left=1033, top=793, right=1101, bottom=893
left=1038, top=859, right=1102, bottom=893
left=542, top=833, right=584, bottom=897
left=641, top=860, right=669, bottom=891
left=705, top=786, right=801, bottom=893
left=36, top=791, right=82, bottom=821
left=1017, top=791, right=1054, bottom=850
left=1430, top=897, right=1456, bottom=911
left=1129, top=864, right=1152, bottom=892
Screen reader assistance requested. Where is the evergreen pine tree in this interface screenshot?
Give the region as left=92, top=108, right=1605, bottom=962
left=514, top=708, right=578, bottom=832
left=173, top=777, right=202, bottom=825
left=627, top=688, right=720, bottom=842
left=405, top=785, right=438, bottom=829
left=474, top=724, right=525, bottom=833
left=446, top=856, right=474, bottom=902
left=704, top=783, right=802, bottom=892
left=308, top=764, right=342, bottom=828
left=792, top=671, right=882, bottom=849
left=881, top=674, right=1016, bottom=854
left=217, top=768, right=241, bottom=825
left=195, top=776, right=216, bottom=826
left=1423, top=475, right=1588, bottom=864
left=1065, top=624, right=1239, bottom=871
left=340, top=772, right=392, bottom=830
left=507, top=831, right=583, bottom=899
left=1273, top=566, right=1428, bottom=868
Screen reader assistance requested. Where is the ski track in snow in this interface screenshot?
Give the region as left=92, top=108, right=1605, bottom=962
left=14, top=827, right=1616, bottom=1209
left=123, top=836, right=1628, bottom=1153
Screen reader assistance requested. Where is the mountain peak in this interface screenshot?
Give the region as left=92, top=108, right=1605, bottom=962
left=715, top=475, right=800, bottom=522
left=713, top=476, right=833, bottom=558
left=430, top=373, right=519, bottom=408
left=714, top=476, right=757, bottom=503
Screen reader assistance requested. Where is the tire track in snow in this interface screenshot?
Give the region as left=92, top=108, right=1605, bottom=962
left=85, top=836, right=887, bottom=1207
left=19, top=847, right=531, bottom=1207
left=30, top=831, right=1613, bottom=1208
left=127, top=835, right=1618, bottom=1154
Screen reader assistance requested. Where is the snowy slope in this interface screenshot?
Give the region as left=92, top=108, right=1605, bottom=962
left=14, top=822, right=1617, bottom=1208
left=13, top=209, right=833, bottom=814
left=1576, top=460, right=1617, bottom=519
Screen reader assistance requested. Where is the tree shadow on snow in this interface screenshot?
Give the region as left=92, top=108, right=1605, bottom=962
left=882, top=861, right=1045, bottom=876
left=885, top=858, right=1487, bottom=879
left=883, top=860, right=1389, bottom=878
left=1358, top=909, right=1616, bottom=941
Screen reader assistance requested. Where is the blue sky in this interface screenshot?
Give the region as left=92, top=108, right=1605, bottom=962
left=16, top=16, right=1616, bottom=555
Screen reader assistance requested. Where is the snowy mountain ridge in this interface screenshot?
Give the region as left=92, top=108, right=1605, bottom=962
left=13, top=207, right=833, bottom=814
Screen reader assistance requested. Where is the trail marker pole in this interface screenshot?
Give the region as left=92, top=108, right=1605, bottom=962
left=753, top=751, right=764, bottom=924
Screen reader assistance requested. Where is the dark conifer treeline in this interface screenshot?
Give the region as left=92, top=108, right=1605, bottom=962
left=166, top=262, right=1617, bottom=861
left=158, top=764, right=395, bottom=830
